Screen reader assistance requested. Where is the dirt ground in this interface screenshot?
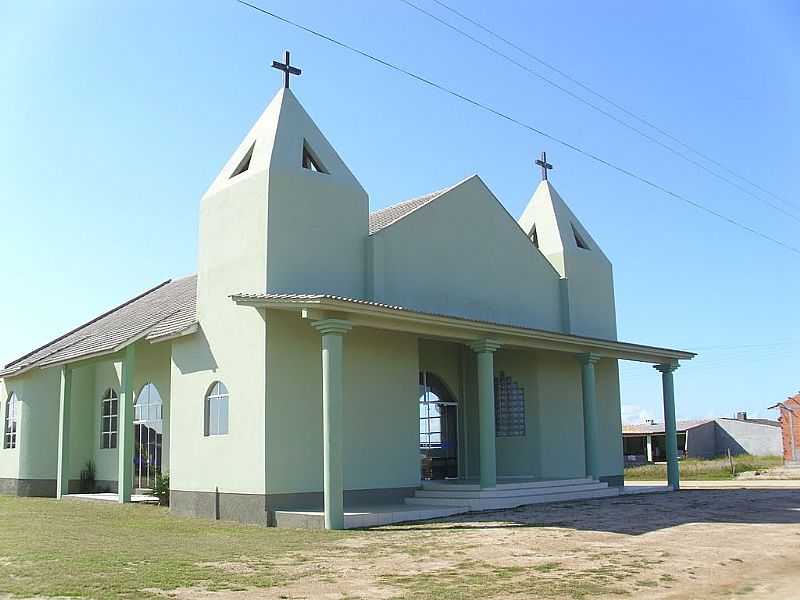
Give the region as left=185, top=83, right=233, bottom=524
left=3, top=488, right=799, bottom=599
left=161, top=487, right=800, bottom=600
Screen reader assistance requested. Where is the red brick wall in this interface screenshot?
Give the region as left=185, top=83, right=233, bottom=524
left=777, top=394, right=800, bottom=462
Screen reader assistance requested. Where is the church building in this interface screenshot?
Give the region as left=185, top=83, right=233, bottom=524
left=0, top=55, right=693, bottom=529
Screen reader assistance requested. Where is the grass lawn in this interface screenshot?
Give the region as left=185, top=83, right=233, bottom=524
left=624, top=455, right=783, bottom=481
left=0, top=496, right=345, bottom=599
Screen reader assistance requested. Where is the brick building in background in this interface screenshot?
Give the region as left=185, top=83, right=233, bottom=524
left=769, top=394, right=800, bottom=463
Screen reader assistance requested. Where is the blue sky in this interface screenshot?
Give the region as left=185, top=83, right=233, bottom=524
left=1, top=0, right=798, bottom=423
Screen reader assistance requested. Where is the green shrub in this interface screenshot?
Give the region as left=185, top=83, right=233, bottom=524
left=153, top=471, right=170, bottom=506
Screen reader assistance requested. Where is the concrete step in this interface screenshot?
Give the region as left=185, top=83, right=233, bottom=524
left=405, top=486, right=619, bottom=511
left=414, top=481, right=607, bottom=500
left=420, top=477, right=594, bottom=492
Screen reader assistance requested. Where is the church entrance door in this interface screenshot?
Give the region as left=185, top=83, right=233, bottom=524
left=419, top=371, right=459, bottom=480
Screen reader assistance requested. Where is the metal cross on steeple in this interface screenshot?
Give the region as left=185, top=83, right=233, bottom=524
left=272, top=50, right=302, bottom=89
left=535, top=151, right=553, bottom=181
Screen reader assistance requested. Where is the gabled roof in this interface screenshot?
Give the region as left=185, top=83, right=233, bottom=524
left=1, top=275, right=197, bottom=378
left=717, top=417, right=780, bottom=428
left=623, top=417, right=780, bottom=434
left=368, top=181, right=461, bottom=235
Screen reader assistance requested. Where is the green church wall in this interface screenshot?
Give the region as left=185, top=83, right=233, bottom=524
left=595, top=359, right=624, bottom=479
left=533, top=352, right=587, bottom=480
left=170, top=316, right=267, bottom=495
left=265, top=310, right=421, bottom=495
left=18, top=368, right=60, bottom=481
left=66, top=364, right=95, bottom=482
left=561, top=255, right=617, bottom=341
left=370, top=175, right=563, bottom=332
left=2, top=329, right=625, bottom=499
left=493, top=349, right=541, bottom=479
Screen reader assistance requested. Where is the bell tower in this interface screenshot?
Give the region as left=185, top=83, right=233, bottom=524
left=196, top=53, right=369, bottom=321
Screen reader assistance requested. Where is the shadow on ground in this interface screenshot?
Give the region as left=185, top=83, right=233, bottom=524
left=379, top=488, right=800, bottom=535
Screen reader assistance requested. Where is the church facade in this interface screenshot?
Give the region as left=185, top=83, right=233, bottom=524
left=0, top=79, right=693, bottom=529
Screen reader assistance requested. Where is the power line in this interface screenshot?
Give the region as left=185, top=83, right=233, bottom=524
left=429, top=0, right=800, bottom=215
left=233, top=0, right=800, bottom=256
left=399, top=0, right=800, bottom=224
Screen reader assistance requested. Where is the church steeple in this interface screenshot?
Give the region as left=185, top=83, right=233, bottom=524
left=519, top=179, right=610, bottom=274
left=204, top=86, right=364, bottom=198
left=518, top=163, right=617, bottom=340
left=197, top=55, right=368, bottom=320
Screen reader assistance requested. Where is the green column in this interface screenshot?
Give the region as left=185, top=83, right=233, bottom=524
left=577, top=353, right=601, bottom=480
left=469, top=340, right=501, bottom=489
left=118, top=344, right=137, bottom=503
left=655, top=361, right=680, bottom=490
left=56, top=365, right=72, bottom=499
left=311, top=319, right=352, bottom=530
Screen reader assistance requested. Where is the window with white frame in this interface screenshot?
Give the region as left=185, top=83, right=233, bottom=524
left=101, top=388, right=119, bottom=449
left=205, top=381, right=229, bottom=436
left=4, top=392, right=18, bottom=449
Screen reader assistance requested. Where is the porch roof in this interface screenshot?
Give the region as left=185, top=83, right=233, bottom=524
left=231, top=292, right=695, bottom=364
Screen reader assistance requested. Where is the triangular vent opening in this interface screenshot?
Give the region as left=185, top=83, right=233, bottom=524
left=302, top=140, right=327, bottom=174
left=230, top=141, right=255, bottom=179
left=571, top=223, right=590, bottom=250
left=530, top=226, right=539, bottom=248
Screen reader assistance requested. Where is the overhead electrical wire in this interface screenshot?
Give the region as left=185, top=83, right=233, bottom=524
left=399, top=0, right=800, bottom=223
left=233, top=0, right=800, bottom=256
left=429, top=0, right=800, bottom=215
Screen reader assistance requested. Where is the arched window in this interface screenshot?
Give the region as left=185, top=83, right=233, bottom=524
left=205, top=381, right=229, bottom=436
left=419, top=373, right=457, bottom=450
left=134, top=383, right=163, bottom=490
left=100, top=388, right=119, bottom=449
left=4, top=392, right=18, bottom=449
left=419, top=372, right=459, bottom=480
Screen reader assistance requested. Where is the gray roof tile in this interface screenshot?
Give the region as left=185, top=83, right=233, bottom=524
left=1, top=275, right=197, bottom=377
left=368, top=187, right=450, bottom=235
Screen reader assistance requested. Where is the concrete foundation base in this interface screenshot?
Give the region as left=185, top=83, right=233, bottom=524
left=170, top=486, right=419, bottom=526
left=0, top=478, right=56, bottom=497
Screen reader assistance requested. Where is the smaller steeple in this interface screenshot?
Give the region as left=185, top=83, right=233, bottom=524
left=518, top=156, right=617, bottom=340
left=518, top=178, right=608, bottom=273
